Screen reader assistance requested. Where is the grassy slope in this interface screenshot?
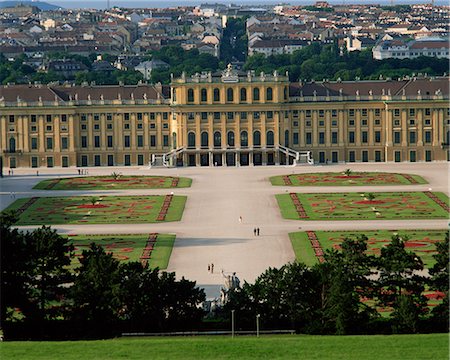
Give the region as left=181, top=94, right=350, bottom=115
left=1, top=334, right=448, bottom=360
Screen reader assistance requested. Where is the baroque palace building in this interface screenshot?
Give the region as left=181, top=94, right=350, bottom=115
left=0, top=66, right=449, bottom=169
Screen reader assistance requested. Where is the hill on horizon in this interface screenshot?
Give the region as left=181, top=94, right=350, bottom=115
left=0, top=1, right=61, bottom=10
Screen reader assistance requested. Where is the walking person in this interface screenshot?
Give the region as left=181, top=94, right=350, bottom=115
left=211, top=263, right=214, bottom=274
left=257, top=227, right=260, bottom=236
left=239, top=216, right=242, bottom=223
left=208, top=264, right=211, bottom=272
left=253, top=228, right=257, bottom=236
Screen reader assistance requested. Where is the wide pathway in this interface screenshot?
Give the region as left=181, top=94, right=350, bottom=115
left=1, top=163, right=448, bottom=292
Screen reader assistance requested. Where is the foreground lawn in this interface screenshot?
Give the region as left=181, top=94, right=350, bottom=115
left=276, top=192, right=449, bottom=220
left=1, top=334, right=448, bottom=360
left=33, top=175, right=192, bottom=190
left=270, top=172, right=427, bottom=186
left=67, top=233, right=175, bottom=270
left=5, top=195, right=186, bottom=225
left=289, top=229, right=447, bottom=268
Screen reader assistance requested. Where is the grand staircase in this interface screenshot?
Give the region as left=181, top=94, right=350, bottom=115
left=149, top=147, right=185, bottom=168
left=278, top=145, right=314, bottom=165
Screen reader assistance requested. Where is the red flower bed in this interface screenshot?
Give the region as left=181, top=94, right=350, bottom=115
left=425, top=291, right=445, bottom=300
left=77, top=204, right=109, bottom=208
left=354, top=200, right=386, bottom=205
left=404, top=241, right=428, bottom=248
left=100, top=179, right=130, bottom=182
left=334, top=175, right=363, bottom=179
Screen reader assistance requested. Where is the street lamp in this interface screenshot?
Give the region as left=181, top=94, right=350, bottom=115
left=231, top=310, right=235, bottom=338
left=256, top=314, right=260, bottom=338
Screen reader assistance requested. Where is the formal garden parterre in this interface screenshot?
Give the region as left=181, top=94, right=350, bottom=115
left=276, top=191, right=449, bottom=221
left=5, top=195, right=187, bottom=225
left=289, top=230, right=448, bottom=268
left=33, top=175, right=192, bottom=190
left=270, top=172, right=427, bottom=186
left=67, top=233, right=175, bottom=270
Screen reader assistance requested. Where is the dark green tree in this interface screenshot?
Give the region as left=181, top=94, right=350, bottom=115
left=321, top=236, right=376, bottom=334
left=71, top=243, right=121, bottom=324
left=376, top=234, right=427, bottom=333
left=428, top=233, right=449, bottom=323
left=23, top=226, right=74, bottom=320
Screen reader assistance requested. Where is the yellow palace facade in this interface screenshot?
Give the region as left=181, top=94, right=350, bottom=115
left=0, top=67, right=449, bottom=168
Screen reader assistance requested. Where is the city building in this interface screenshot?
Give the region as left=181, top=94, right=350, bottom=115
left=373, top=38, right=450, bottom=60
left=0, top=68, right=449, bottom=168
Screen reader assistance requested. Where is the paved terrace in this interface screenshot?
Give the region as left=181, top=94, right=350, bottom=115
left=0, top=163, right=448, bottom=296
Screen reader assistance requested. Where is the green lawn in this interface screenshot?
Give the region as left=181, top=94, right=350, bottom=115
left=1, top=334, right=448, bottom=360
left=289, top=229, right=447, bottom=268
left=276, top=192, right=449, bottom=221
left=5, top=195, right=186, bottom=225
left=66, top=233, right=175, bottom=270
left=270, top=172, right=427, bottom=186
left=289, top=232, right=317, bottom=267
left=33, top=175, right=192, bottom=190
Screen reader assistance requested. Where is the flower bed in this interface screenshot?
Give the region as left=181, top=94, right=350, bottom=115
left=33, top=176, right=192, bottom=190
left=270, top=172, right=427, bottom=186
left=276, top=192, right=449, bottom=221
left=6, top=195, right=186, bottom=225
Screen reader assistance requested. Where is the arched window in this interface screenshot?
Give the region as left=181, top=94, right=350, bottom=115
left=201, top=88, right=207, bottom=102
left=240, top=88, right=247, bottom=102
left=9, top=137, right=16, bottom=153
left=284, top=87, right=288, bottom=100
left=188, top=132, right=196, bottom=148
left=227, top=88, right=234, bottom=102
left=201, top=132, right=209, bottom=147
left=266, top=87, right=273, bottom=101
left=253, top=130, right=261, bottom=146
left=214, top=131, right=221, bottom=147
left=253, top=88, right=260, bottom=101
left=172, top=88, right=177, bottom=102
left=213, top=88, right=220, bottom=102
left=172, top=132, right=177, bottom=149
left=267, top=131, right=274, bottom=146
left=227, top=131, right=235, bottom=147
left=240, top=131, right=248, bottom=147
left=187, top=88, right=194, bottom=103
left=285, top=130, right=290, bottom=147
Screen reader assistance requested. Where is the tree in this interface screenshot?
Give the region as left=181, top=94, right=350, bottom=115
left=225, top=263, right=323, bottom=332
left=23, top=226, right=74, bottom=321
left=118, top=262, right=205, bottom=331
left=376, top=234, right=427, bottom=332
left=428, top=233, right=449, bottom=323
left=1, top=215, right=73, bottom=324
left=70, top=244, right=121, bottom=324
left=321, top=236, right=376, bottom=334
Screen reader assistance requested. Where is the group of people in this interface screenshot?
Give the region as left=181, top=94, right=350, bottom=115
left=77, top=169, right=89, bottom=175
left=253, top=227, right=261, bottom=236
left=207, top=263, right=214, bottom=274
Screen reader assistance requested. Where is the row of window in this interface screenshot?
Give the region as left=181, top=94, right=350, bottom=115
left=186, top=130, right=275, bottom=148
left=80, top=112, right=170, bottom=121
left=187, top=87, right=277, bottom=103
left=79, top=154, right=146, bottom=167
left=80, top=135, right=170, bottom=148
left=79, top=123, right=169, bottom=130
